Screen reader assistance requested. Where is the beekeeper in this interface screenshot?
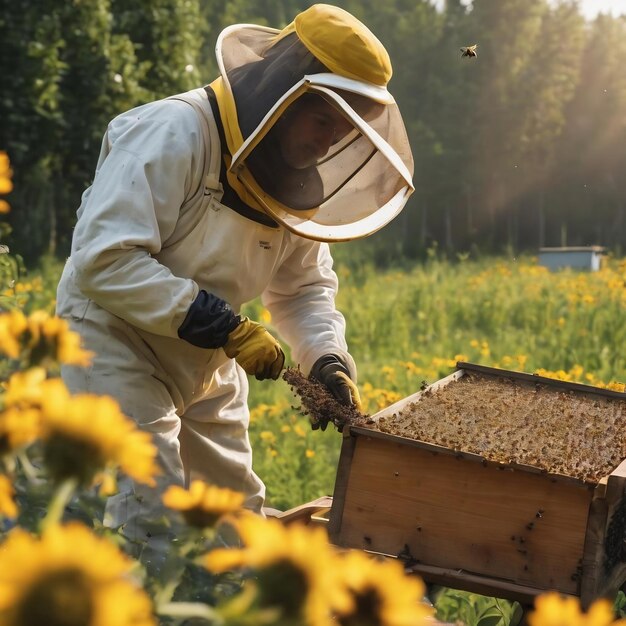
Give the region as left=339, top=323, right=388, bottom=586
left=56, top=3, right=414, bottom=546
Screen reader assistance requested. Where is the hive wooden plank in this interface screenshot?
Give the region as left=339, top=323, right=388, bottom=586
left=403, top=562, right=550, bottom=605
left=583, top=459, right=626, bottom=605
left=580, top=489, right=610, bottom=606
left=331, top=433, right=595, bottom=594
left=277, top=495, right=333, bottom=525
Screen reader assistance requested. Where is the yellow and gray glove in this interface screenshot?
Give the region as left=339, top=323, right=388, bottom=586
left=309, top=354, right=362, bottom=430
left=223, top=317, right=284, bottom=380
left=178, top=290, right=284, bottom=380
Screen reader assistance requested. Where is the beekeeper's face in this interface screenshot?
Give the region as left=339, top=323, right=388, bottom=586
left=276, top=95, right=353, bottom=169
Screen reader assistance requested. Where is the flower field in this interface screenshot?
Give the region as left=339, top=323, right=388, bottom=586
left=246, top=251, right=625, bottom=512
left=1, top=151, right=626, bottom=624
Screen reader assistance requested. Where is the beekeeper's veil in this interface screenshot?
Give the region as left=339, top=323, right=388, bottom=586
left=209, top=3, right=414, bottom=241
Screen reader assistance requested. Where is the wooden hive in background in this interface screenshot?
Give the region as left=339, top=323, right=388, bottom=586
left=327, top=362, right=626, bottom=607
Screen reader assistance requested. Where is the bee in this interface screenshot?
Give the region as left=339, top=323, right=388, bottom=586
left=460, top=44, right=478, bottom=58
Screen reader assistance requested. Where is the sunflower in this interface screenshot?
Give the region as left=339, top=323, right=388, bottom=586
left=26, top=313, right=93, bottom=367
left=331, top=550, right=433, bottom=626
left=0, top=310, right=27, bottom=359
left=3, top=367, right=47, bottom=408
left=0, top=522, right=156, bottom=626
left=0, top=474, right=18, bottom=518
left=0, top=311, right=92, bottom=366
left=203, top=514, right=349, bottom=626
left=1, top=368, right=46, bottom=454
left=528, top=592, right=626, bottom=626
left=162, top=480, right=245, bottom=528
left=39, top=381, right=160, bottom=487
left=0, top=407, right=41, bottom=456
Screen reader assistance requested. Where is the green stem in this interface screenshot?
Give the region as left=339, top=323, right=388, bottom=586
left=157, top=602, right=223, bottom=623
left=40, top=477, right=78, bottom=531
left=16, top=451, right=41, bottom=483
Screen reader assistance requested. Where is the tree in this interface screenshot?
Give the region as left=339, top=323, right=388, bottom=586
left=507, top=1, right=585, bottom=249
left=0, top=0, right=206, bottom=262
left=550, top=13, right=626, bottom=249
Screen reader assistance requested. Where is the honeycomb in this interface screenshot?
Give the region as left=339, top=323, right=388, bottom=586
left=371, top=372, right=626, bottom=483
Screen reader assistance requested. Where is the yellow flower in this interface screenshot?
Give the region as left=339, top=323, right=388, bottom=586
left=0, top=474, right=18, bottom=518
left=162, top=480, right=245, bottom=528
left=535, top=368, right=571, bottom=382
left=204, top=515, right=348, bottom=626
left=0, top=368, right=47, bottom=455
left=39, top=382, right=160, bottom=487
left=333, top=550, right=433, bottom=626
left=0, top=311, right=92, bottom=366
left=305, top=449, right=315, bottom=458
left=381, top=366, right=396, bottom=382
left=0, top=523, right=156, bottom=626
left=0, top=152, right=13, bottom=195
left=528, top=592, right=625, bottom=626
left=3, top=367, right=47, bottom=408
left=0, top=200, right=9, bottom=214
left=26, top=312, right=93, bottom=367
left=606, top=381, right=626, bottom=392
left=93, top=470, right=118, bottom=497
left=260, top=430, right=276, bottom=445
left=0, top=407, right=41, bottom=455
left=570, top=364, right=584, bottom=381
left=42, top=315, right=93, bottom=366
left=0, top=310, right=27, bottom=359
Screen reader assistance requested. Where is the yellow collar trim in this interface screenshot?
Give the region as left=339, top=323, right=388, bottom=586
left=209, top=77, right=244, bottom=157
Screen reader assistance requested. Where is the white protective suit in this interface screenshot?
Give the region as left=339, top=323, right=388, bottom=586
left=56, top=4, right=414, bottom=550
left=57, top=88, right=355, bottom=522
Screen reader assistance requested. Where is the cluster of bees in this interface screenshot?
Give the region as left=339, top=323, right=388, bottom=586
left=283, top=367, right=366, bottom=432
left=372, top=373, right=626, bottom=483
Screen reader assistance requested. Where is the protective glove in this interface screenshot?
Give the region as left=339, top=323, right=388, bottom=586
left=309, top=354, right=362, bottom=430
left=223, top=317, right=285, bottom=381
left=178, top=290, right=284, bottom=381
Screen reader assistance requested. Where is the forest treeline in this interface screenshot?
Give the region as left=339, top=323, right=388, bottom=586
left=1, top=0, right=625, bottom=264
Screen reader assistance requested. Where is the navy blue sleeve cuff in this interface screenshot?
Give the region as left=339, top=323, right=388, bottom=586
left=177, top=290, right=241, bottom=349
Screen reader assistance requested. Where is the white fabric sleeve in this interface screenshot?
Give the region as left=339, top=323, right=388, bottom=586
left=261, top=240, right=357, bottom=380
left=71, top=102, right=202, bottom=337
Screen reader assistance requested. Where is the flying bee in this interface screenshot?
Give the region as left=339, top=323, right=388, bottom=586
left=460, top=44, right=478, bottom=58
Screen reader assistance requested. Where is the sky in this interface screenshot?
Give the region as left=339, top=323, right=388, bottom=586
left=434, top=0, right=626, bottom=19
left=567, top=0, right=626, bottom=18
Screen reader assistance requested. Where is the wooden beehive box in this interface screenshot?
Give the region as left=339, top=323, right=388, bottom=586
left=327, top=362, right=626, bottom=607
